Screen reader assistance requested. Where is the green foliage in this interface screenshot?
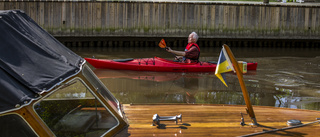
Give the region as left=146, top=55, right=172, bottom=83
left=34, top=100, right=81, bottom=128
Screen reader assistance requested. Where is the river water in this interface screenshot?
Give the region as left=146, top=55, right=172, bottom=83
left=70, top=46, right=320, bottom=111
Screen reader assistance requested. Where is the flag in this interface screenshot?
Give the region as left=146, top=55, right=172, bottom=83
left=215, top=47, right=235, bottom=87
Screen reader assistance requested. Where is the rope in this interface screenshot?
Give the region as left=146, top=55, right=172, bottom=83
left=137, top=58, right=155, bottom=65
left=238, top=120, right=320, bottom=137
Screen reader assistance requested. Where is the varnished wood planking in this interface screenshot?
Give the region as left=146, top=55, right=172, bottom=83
left=124, top=104, right=320, bottom=137
left=127, top=126, right=320, bottom=137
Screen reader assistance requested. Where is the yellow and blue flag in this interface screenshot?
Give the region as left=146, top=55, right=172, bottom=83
left=215, top=47, right=235, bottom=87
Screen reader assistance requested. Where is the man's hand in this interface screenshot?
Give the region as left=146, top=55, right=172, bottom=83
left=166, top=47, right=186, bottom=56
left=166, top=47, right=172, bottom=53
left=175, top=56, right=183, bottom=61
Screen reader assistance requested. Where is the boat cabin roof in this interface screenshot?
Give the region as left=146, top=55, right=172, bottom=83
left=0, top=10, right=84, bottom=113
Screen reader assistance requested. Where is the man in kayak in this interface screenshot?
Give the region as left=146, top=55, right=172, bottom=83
left=166, top=32, right=200, bottom=63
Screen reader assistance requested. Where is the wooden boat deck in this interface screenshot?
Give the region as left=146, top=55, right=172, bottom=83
left=123, top=104, right=320, bottom=137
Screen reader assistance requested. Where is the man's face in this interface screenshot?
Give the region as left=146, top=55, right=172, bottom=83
left=188, top=34, right=194, bottom=43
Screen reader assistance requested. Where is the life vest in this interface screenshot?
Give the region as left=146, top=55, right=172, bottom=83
left=185, top=43, right=200, bottom=52
left=183, top=43, right=200, bottom=62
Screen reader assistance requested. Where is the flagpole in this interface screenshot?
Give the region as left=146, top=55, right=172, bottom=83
left=223, top=44, right=258, bottom=125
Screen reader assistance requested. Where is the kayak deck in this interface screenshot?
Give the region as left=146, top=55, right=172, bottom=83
left=123, top=104, right=320, bottom=137
left=85, top=57, right=257, bottom=72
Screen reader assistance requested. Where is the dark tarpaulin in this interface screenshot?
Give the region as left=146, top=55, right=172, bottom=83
left=0, top=10, right=83, bottom=113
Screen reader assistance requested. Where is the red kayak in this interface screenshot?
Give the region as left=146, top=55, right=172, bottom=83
left=85, top=57, right=257, bottom=72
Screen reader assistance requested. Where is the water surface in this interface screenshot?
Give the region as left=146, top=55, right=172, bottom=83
left=70, top=46, right=320, bottom=111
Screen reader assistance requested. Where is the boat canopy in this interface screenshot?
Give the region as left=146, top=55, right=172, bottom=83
left=0, top=10, right=84, bottom=113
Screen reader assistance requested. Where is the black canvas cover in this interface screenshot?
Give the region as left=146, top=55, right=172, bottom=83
left=0, top=10, right=84, bottom=113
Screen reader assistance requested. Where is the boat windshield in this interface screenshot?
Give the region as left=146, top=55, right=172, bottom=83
left=33, top=78, right=119, bottom=137
left=82, top=65, right=121, bottom=115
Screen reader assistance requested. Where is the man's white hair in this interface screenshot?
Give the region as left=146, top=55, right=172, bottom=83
left=191, top=32, right=199, bottom=42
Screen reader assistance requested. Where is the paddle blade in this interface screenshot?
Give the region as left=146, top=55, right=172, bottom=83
left=159, top=39, right=167, bottom=48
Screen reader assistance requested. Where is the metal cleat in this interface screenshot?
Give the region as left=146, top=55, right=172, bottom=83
left=152, top=114, right=182, bottom=126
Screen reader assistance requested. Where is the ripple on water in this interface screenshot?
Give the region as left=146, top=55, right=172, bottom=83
left=266, top=71, right=307, bottom=87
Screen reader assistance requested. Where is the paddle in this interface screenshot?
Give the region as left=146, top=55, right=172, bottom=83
left=158, top=39, right=168, bottom=49
left=158, top=39, right=179, bottom=61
